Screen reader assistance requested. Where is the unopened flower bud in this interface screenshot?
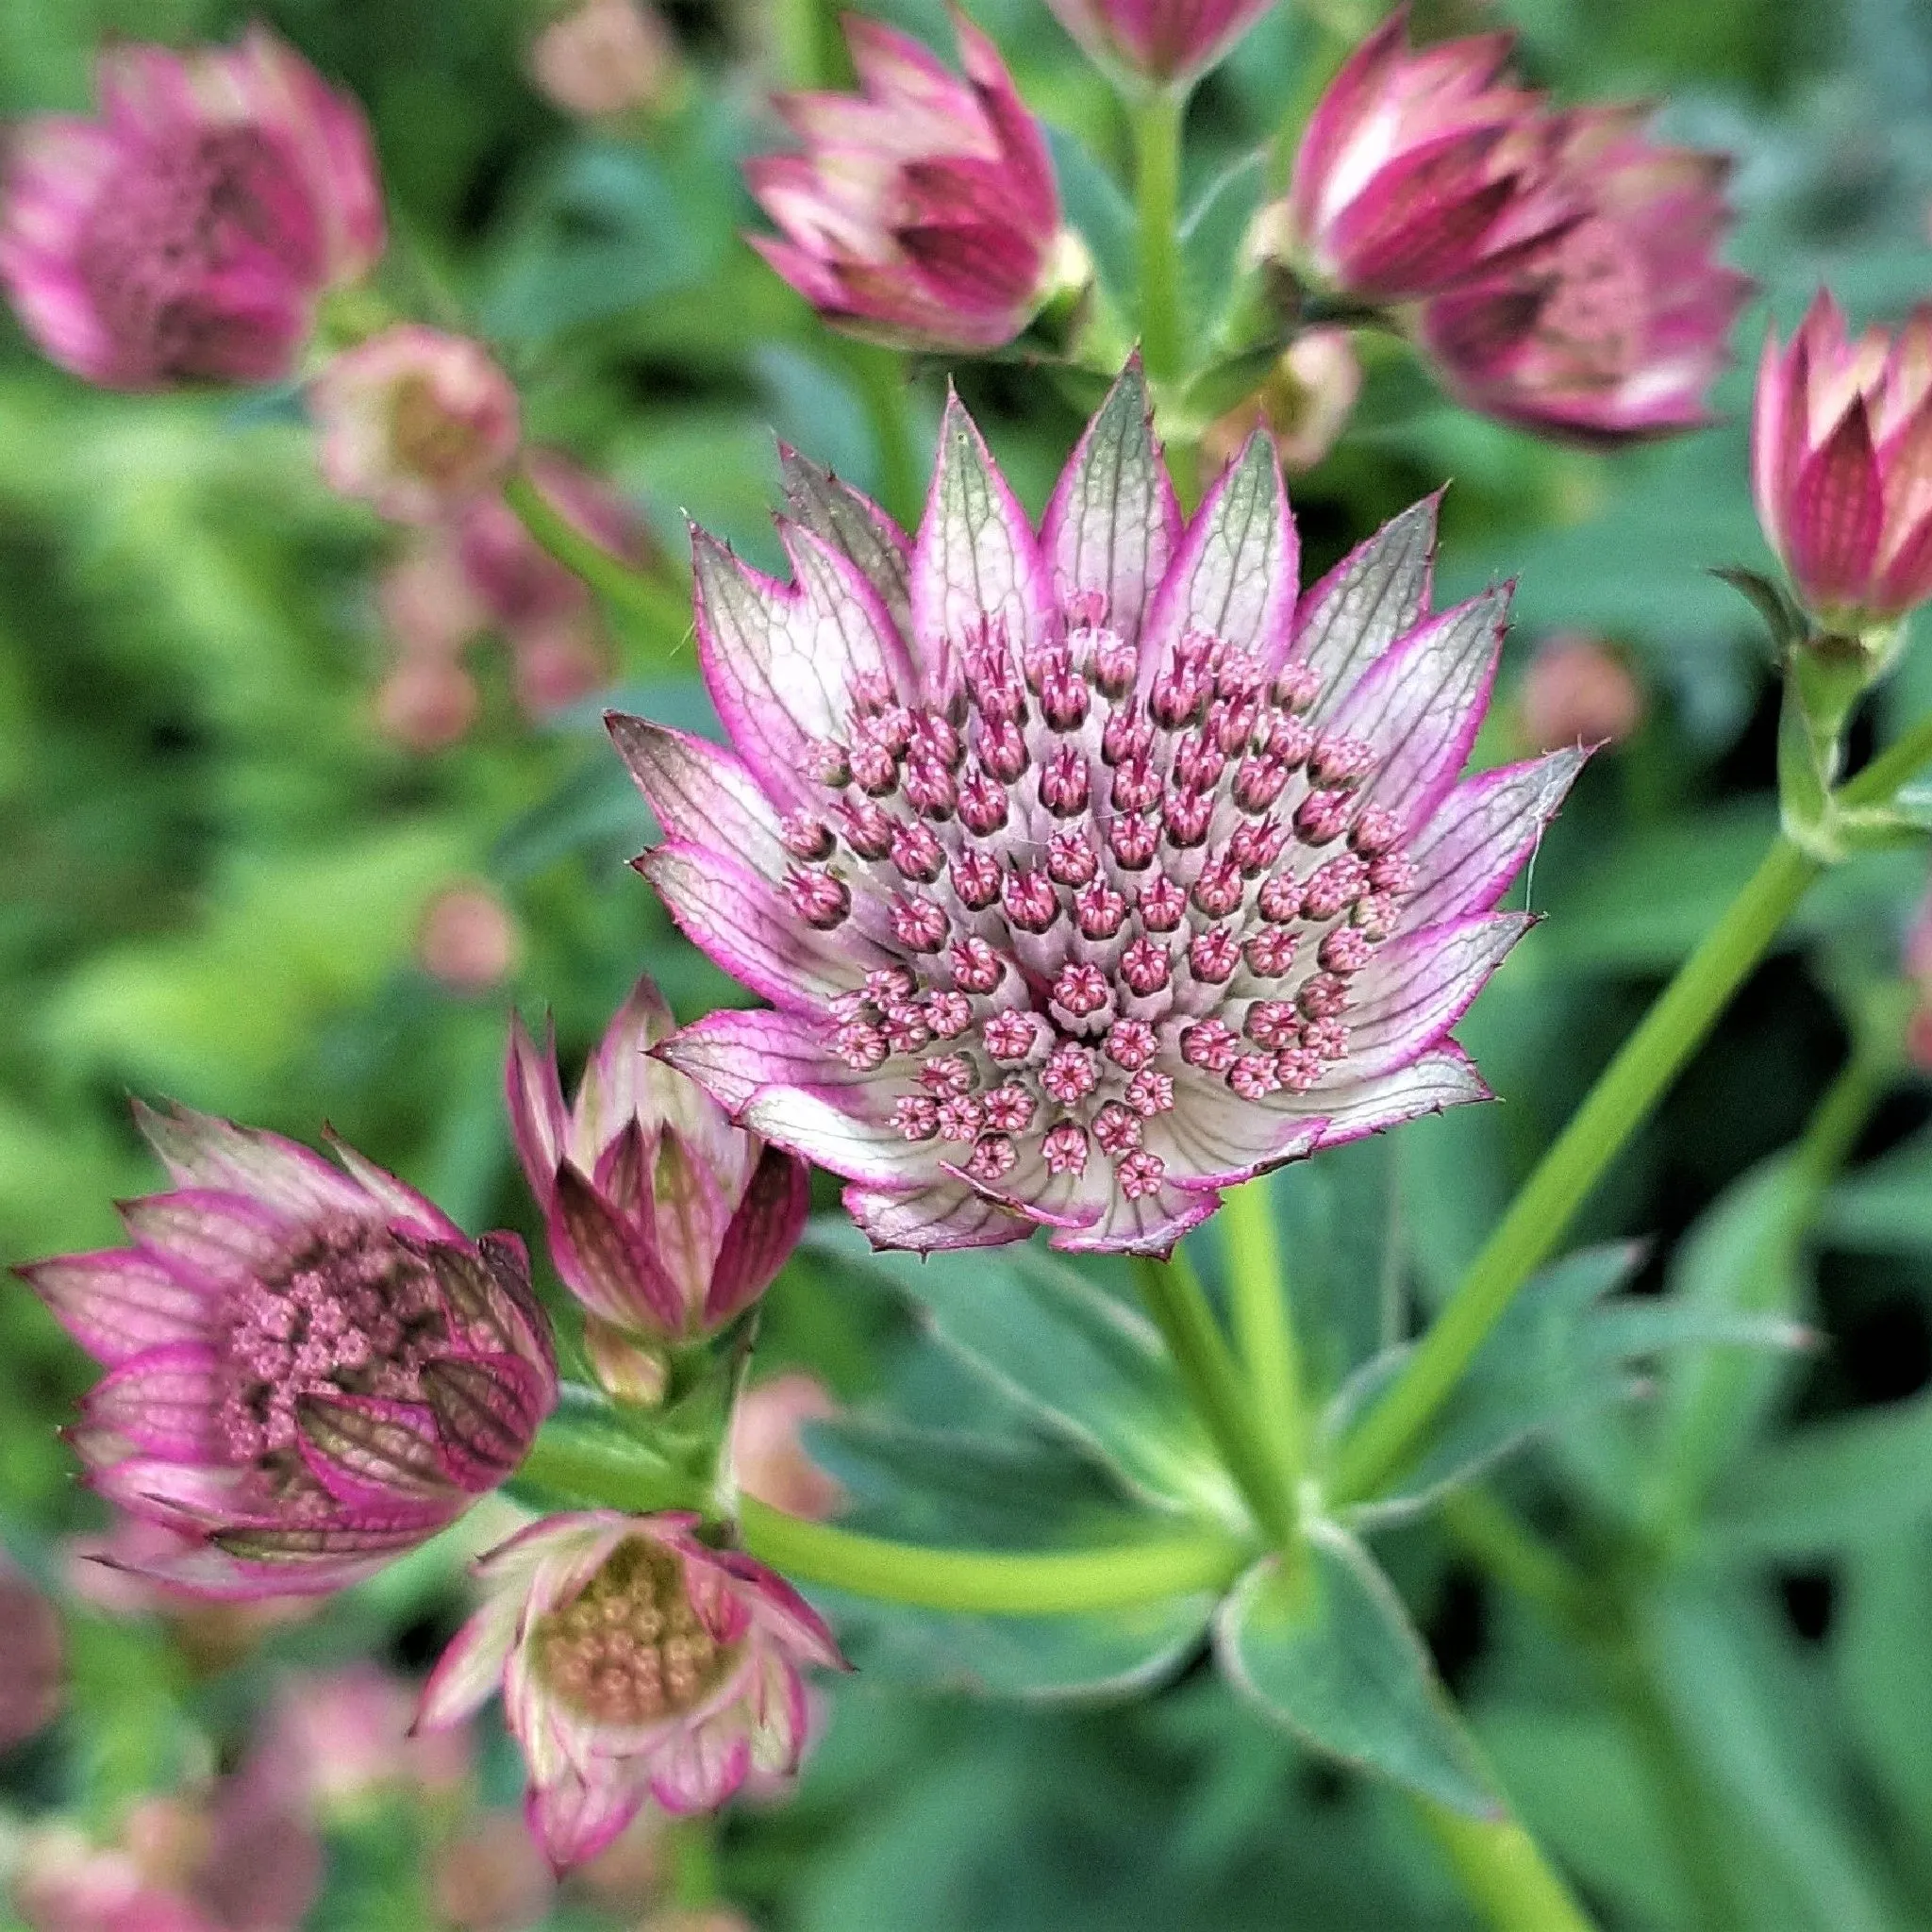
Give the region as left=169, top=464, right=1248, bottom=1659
left=529, top=0, right=677, bottom=120
left=1518, top=634, right=1643, bottom=752
left=418, top=881, right=521, bottom=994
left=730, top=1372, right=841, bottom=1520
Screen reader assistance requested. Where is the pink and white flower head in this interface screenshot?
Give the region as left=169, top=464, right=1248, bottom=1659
left=0, top=27, right=384, bottom=390
left=1284, top=9, right=1577, bottom=304
left=508, top=976, right=809, bottom=1382
left=613, top=360, right=1580, bottom=1256
left=311, top=325, right=521, bottom=525
left=1751, top=291, right=1932, bottom=631
left=16, top=1103, right=557, bottom=1600
left=416, top=1511, right=844, bottom=1872
left=745, top=15, right=1067, bottom=353
left=1420, top=108, right=1748, bottom=443
left=1043, top=0, right=1274, bottom=88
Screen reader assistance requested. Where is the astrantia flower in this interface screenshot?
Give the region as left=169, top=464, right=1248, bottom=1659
left=17, top=1104, right=556, bottom=1599
left=311, top=325, right=521, bottom=525
left=1284, top=10, right=1574, bottom=304
left=0, top=27, right=384, bottom=390
left=1420, top=108, right=1747, bottom=442
left=745, top=16, right=1067, bottom=352
left=1752, top=291, right=1932, bottom=630
left=612, top=359, right=1580, bottom=1255
left=1044, top=0, right=1275, bottom=89
left=417, top=1511, right=843, bottom=1871
left=507, top=975, right=809, bottom=1388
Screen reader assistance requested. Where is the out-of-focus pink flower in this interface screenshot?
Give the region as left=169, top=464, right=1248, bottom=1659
left=1202, top=327, right=1361, bottom=478
left=1518, top=634, right=1643, bottom=753
left=252, top=1663, right=473, bottom=1817
left=419, top=881, right=522, bottom=995
left=1044, top=0, right=1274, bottom=88
left=746, top=16, right=1066, bottom=353
left=431, top=1810, right=557, bottom=1931
left=0, top=27, right=383, bottom=389
left=17, top=1103, right=556, bottom=1600
left=1751, top=291, right=1932, bottom=630
left=508, top=976, right=809, bottom=1374
left=0, top=1558, right=61, bottom=1747
left=530, top=0, right=677, bottom=120
left=378, top=544, right=490, bottom=659
left=417, top=1511, right=845, bottom=1872
left=730, top=1373, right=841, bottom=1521
left=1419, top=108, right=1747, bottom=442
left=458, top=451, right=656, bottom=633
left=312, top=325, right=521, bottom=525
left=511, top=614, right=611, bottom=717
left=14, top=1823, right=211, bottom=1932
left=1285, top=11, right=1574, bottom=304
left=614, top=359, right=1577, bottom=1254
left=375, top=654, right=481, bottom=751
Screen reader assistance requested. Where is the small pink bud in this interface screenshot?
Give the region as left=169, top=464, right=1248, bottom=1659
left=417, top=880, right=521, bottom=994
left=378, top=541, right=489, bottom=658
left=1752, top=291, right=1932, bottom=630
left=512, top=615, right=611, bottom=717
left=313, top=325, right=521, bottom=525
left=1044, top=0, right=1273, bottom=84
left=1518, top=634, right=1643, bottom=752
left=731, top=1371, right=842, bottom=1520
left=1203, top=328, right=1362, bottom=479
left=529, top=0, right=678, bottom=121
left=375, top=655, right=480, bottom=751
left=0, top=1559, right=60, bottom=1749
left=746, top=17, right=1066, bottom=352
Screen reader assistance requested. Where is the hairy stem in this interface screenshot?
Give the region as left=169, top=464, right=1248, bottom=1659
left=739, top=1499, right=1248, bottom=1612
left=1133, top=88, right=1186, bottom=386
left=1331, top=711, right=1932, bottom=1507
left=1221, top=1178, right=1306, bottom=1507
left=1133, top=1252, right=1295, bottom=1542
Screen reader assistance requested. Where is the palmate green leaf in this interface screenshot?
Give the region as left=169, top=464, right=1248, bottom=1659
left=1214, top=1524, right=1496, bottom=1816
left=1327, top=1243, right=1806, bottom=1523
left=802, top=1222, right=1234, bottom=1520
left=803, top=1415, right=1218, bottom=1697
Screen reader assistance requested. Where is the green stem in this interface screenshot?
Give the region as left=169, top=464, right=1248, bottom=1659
left=501, top=468, right=691, bottom=653
left=1132, top=88, right=1186, bottom=385
left=1222, top=1178, right=1306, bottom=1505
left=1416, top=1802, right=1596, bottom=1932
left=739, top=1499, right=1247, bottom=1613
left=1335, top=708, right=1932, bottom=1508
left=841, top=341, right=922, bottom=530
left=1133, top=1253, right=1295, bottom=1543
left=516, top=1426, right=695, bottom=1515
left=1438, top=1489, right=1585, bottom=1628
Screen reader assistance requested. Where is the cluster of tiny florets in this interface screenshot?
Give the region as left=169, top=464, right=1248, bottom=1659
left=777, top=592, right=1415, bottom=1204
left=534, top=1538, right=738, bottom=1727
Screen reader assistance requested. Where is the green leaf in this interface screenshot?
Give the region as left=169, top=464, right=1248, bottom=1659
left=1044, top=125, right=1138, bottom=315
left=1327, top=1243, right=1804, bottom=1522
left=1179, top=151, right=1266, bottom=351
left=1820, top=1127, right=1932, bottom=1252
left=802, top=1222, right=1232, bottom=1519
left=1213, top=1524, right=1497, bottom=1815
left=1837, top=1535, right=1932, bottom=1842
left=1704, top=1392, right=1932, bottom=1560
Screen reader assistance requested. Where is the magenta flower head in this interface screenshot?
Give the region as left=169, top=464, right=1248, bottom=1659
left=1284, top=9, right=1573, bottom=304
left=417, top=1510, right=844, bottom=1871
left=612, top=359, right=1579, bottom=1255
left=1044, top=0, right=1275, bottom=89
left=744, top=14, right=1068, bottom=353
left=507, top=975, right=810, bottom=1380
left=1751, top=291, right=1932, bottom=631
left=311, top=325, right=521, bottom=525
left=1419, top=108, right=1748, bottom=443
left=0, top=27, right=384, bottom=390
left=16, top=1103, right=557, bottom=1599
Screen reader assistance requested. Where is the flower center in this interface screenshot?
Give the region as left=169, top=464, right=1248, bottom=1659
left=389, top=372, right=492, bottom=487
left=217, top=1223, right=450, bottom=1478
left=533, top=1537, right=741, bottom=1726
left=782, top=602, right=1415, bottom=1204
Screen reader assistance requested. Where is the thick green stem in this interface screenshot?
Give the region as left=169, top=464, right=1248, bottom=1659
left=1222, top=1178, right=1306, bottom=1505
left=1133, top=1253, right=1295, bottom=1542
left=1417, top=1803, right=1596, bottom=1932
left=739, top=1499, right=1247, bottom=1613
left=1133, top=88, right=1186, bottom=386
left=1335, top=709, right=1932, bottom=1508
left=516, top=1427, right=695, bottom=1515
left=501, top=468, right=690, bottom=652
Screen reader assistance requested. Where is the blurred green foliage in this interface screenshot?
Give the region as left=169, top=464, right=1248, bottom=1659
left=8, top=0, right=1932, bottom=1925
